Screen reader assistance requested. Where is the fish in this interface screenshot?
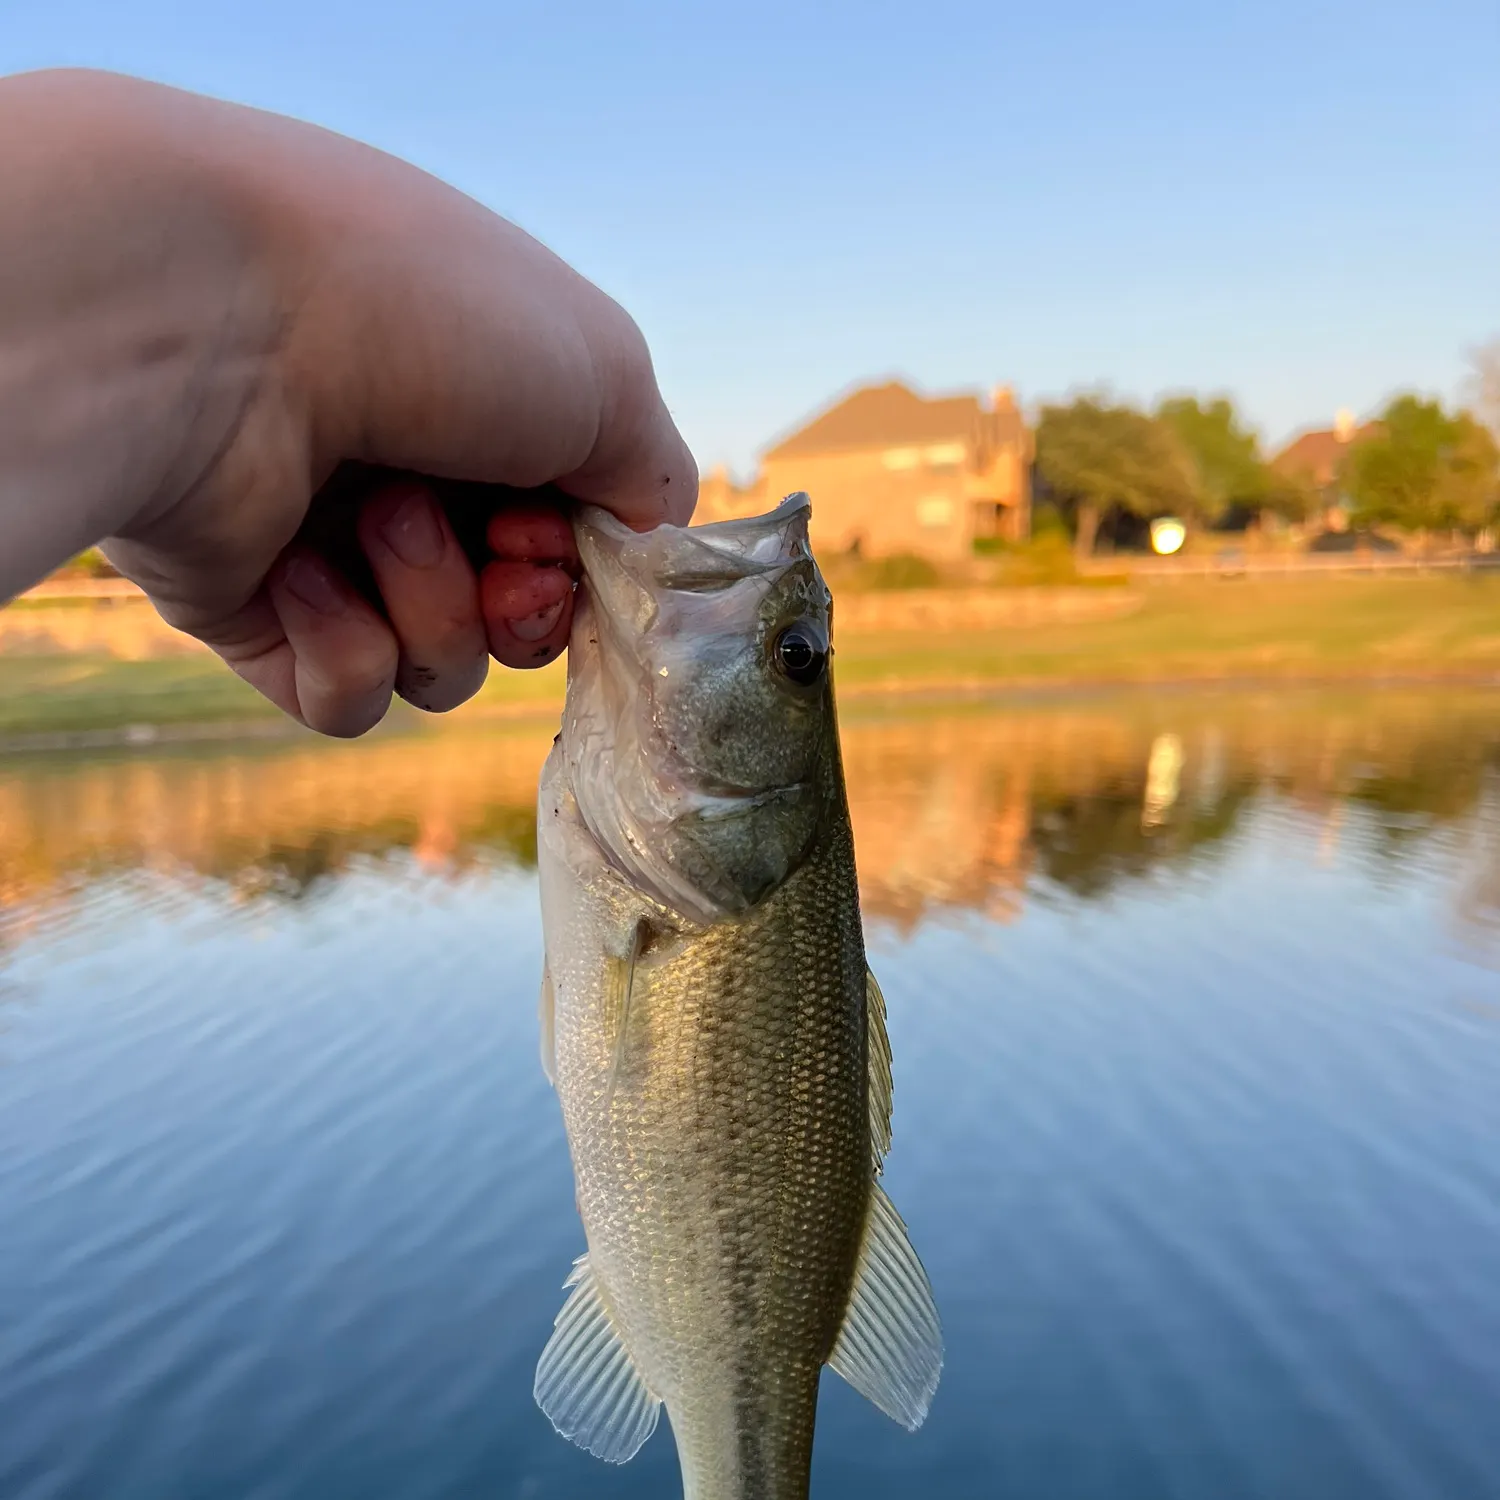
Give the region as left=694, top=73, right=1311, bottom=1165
left=532, top=492, right=941, bottom=1500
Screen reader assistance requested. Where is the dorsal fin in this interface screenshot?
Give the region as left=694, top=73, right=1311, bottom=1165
left=866, top=966, right=893, bottom=1171
left=828, top=967, right=943, bottom=1428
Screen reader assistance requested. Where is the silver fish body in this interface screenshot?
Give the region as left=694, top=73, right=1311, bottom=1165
left=534, top=494, right=941, bottom=1499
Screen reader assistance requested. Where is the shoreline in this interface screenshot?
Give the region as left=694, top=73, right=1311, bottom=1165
left=9, top=572, right=1500, bottom=754
left=5, top=667, right=1500, bottom=757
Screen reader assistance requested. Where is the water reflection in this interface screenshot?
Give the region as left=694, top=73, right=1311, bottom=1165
left=4, top=691, right=1500, bottom=1500
left=4, top=690, right=1500, bottom=951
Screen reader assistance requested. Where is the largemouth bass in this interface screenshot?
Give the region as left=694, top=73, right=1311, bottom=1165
left=533, top=492, right=941, bottom=1499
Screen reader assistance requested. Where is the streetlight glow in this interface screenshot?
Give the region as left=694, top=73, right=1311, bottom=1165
left=1150, top=518, right=1186, bottom=556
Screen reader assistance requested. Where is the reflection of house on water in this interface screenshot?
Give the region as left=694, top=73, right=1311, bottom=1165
left=1140, top=733, right=1184, bottom=831
left=848, top=728, right=1034, bottom=929
left=4, top=696, right=1500, bottom=948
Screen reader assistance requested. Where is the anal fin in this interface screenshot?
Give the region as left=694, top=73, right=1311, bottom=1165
left=829, top=1184, right=943, bottom=1431
left=534, top=1253, right=660, bottom=1463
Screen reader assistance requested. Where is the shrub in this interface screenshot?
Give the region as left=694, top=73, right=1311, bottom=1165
left=853, top=553, right=942, bottom=591
left=981, top=531, right=1081, bottom=587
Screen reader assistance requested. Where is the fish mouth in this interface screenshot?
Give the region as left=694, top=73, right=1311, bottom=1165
left=575, top=492, right=814, bottom=588
left=579, top=489, right=810, bottom=540
left=561, top=492, right=829, bottom=922
left=568, top=487, right=827, bottom=814
left=659, top=771, right=810, bottom=814
left=631, top=729, right=810, bottom=819
left=694, top=773, right=807, bottom=801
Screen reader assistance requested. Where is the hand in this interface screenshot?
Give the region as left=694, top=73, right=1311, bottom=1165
left=0, top=69, right=696, bottom=735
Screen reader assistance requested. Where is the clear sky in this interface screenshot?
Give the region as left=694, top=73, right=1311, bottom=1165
left=4, top=0, right=1497, bottom=477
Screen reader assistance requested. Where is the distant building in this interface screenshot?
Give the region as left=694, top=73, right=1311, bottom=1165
left=699, top=378, right=1032, bottom=560
left=1271, top=408, right=1380, bottom=527
left=696, top=464, right=758, bottom=527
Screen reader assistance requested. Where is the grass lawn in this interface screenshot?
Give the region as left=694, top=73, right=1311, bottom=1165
left=0, top=650, right=570, bottom=741
left=4, top=575, right=1499, bottom=741
left=835, top=575, right=1500, bottom=691
left=0, top=655, right=278, bottom=737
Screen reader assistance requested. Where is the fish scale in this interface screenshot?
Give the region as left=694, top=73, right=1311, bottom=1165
left=533, top=494, right=942, bottom=1499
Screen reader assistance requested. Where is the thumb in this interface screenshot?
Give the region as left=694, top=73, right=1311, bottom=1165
left=244, top=108, right=698, bottom=526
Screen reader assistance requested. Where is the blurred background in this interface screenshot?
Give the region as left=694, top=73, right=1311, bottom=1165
left=3, top=4, right=1499, bottom=1498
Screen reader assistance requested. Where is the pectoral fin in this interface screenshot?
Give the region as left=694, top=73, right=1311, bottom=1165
left=600, top=919, right=646, bottom=1108
left=534, top=1253, right=660, bottom=1463
left=828, top=1184, right=943, bottom=1431
left=539, top=963, right=556, bottom=1086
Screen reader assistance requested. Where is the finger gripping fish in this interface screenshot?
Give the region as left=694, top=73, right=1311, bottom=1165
left=534, top=492, right=942, bottom=1500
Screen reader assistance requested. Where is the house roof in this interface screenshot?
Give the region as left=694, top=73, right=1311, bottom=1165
left=1272, top=423, right=1379, bottom=484
left=764, top=380, right=1022, bottom=460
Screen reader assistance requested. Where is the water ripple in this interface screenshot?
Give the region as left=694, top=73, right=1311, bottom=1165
left=5, top=705, right=1500, bottom=1498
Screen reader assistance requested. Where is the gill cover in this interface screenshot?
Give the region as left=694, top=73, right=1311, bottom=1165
left=562, top=493, right=834, bottom=927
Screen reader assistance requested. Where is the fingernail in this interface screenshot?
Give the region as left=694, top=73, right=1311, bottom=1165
left=376, top=492, right=444, bottom=569
left=282, top=554, right=346, bottom=615
left=507, top=597, right=566, bottom=641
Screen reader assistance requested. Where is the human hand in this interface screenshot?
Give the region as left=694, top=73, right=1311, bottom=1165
left=0, top=69, right=696, bottom=735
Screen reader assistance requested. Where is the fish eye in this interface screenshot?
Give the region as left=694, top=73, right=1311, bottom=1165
left=772, top=623, right=828, bottom=686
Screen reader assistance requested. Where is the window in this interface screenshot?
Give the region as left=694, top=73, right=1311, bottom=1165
left=882, top=447, right=921, bottom=470
left=917, top=496, right=954, bottom=528
left=923, top=442, right=966, bottom=469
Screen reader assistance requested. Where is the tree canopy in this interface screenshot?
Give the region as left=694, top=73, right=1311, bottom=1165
left=1467, top=338, right=1500, bottom=441
left=1034, top=398, right=1198, bottom=555
left=1154, top=396, right=1270, bottom=523
left=1346, top=395, right=1500, bottom=534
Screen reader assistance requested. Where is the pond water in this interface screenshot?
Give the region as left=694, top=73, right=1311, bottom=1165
left=2, top=689, right=1499, bottom=1500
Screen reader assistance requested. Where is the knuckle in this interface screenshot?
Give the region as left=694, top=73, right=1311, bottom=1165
left=343, top=641, right=399, bottom=699
left=310, top=632, right=398, bottom=705
left=582, top=291, right=654, bottom=402
left=392, top=602, right=486, bottom=671
left=425, top=604, right=486, bottom=649
left=610, top=316, right=657, bottom=397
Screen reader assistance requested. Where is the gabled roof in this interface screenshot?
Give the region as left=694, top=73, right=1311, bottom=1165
left=1272, top=423, right=1380, bottom=484
left=764, top=380, right=1000, bottom=461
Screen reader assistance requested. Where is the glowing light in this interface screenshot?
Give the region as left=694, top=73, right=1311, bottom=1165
left=1150, top=518, right=1186, bottom=556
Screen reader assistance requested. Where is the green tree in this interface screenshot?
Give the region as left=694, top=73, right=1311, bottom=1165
left=1155, top=395, right=1272, bottom=524
left=1467, top=337, right=1500, bottom=441
left=1346, top=395, right=1500, bottom=536
left=1034, top=398, right=1198, bottom=557
left=1258, top=469, right=1320, bottom=524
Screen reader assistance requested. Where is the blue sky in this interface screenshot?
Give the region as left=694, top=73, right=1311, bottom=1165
left=4, top=0, right=1497, bottom=477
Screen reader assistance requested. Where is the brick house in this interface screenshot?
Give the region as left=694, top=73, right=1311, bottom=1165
left=699, top=379, right=1032, bottom=560
left=1270, top=408, right=1380, bottom=526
